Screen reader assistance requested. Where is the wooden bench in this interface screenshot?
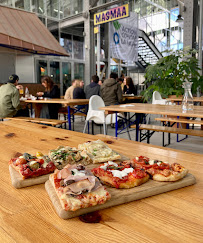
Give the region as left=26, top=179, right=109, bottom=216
left=131, top=124, right=203, bottom=146
left=6, top=117, right=66, bottom=128
left=155, top=117, right=203, bottom=126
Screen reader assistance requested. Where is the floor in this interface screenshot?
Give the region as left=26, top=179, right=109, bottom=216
left=70, top=115, right=203, bottom=155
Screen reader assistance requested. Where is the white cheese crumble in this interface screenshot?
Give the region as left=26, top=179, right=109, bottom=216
left=149, top=160, right=155, bottom=165
left=100, top=161, right=118, bottom=170
left=111, top=168, right=134, bottom=179
left=71, top=169, right=86, bottom=177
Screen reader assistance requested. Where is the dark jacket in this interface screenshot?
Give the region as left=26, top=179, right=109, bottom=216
left=84, top=82, right=100, bottom=99
left=0, top=83, right=20, bottom=118
left=43, top=85, right=60, bottom=119
left=123, top=84, right=137, bottom=95
left=73, top=87, right=86, bottom=99
left=100, top=78, right=123, bottom=106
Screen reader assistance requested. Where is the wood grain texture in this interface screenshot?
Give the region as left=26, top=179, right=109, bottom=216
left=155, top=117, right=203, bottom=125
left=100, top=103, right=203, bottom=118
left=0, top=120, right=203, bottom=243
left=131, top=124, right=203, bottom=137
left=45, top=174, right=196, bottom=219
left=24, top=98, right=89, bottom=106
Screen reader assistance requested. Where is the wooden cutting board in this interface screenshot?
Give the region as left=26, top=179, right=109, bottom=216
left=45, top=173, right=196, bottom=219
left=9, top=165, right=50, bottom=189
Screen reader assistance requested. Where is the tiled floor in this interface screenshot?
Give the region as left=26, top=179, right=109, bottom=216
left=71, top=116, right=203, bottom=155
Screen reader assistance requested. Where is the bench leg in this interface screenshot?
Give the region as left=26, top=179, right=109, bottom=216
left=139, top=130, right=142, bottom=142
left=147, top=130, right=150, bottom=143
left=91, top=121, right=94, bottom=135
left=162, top=132, right=165, bottom=147
left=83, top=120, right=88, bottom=133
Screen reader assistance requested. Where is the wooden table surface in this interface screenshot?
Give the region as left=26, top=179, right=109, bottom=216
left=122, top=95, right=143, bottom=101
left=24, top=98, right=89, bottom=106
left=167, top=96, right=203, bottom=102
left=0, top=120, right=203, bottom=243
left=101, top=103, right=203, bottom=118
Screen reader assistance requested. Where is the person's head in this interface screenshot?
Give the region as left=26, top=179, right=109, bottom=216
left=71, top=79, right=76, bottom=86
left=74, top=79, right=81, bottom=88
left=110, top=72, right=118, bottom=80
left=8, top=74, right=19, bottom=85
left=80, top=80, right=84, bottom=88
left=41, top=76, right=54, bottom=91
left=91, top=75, right=99, bottom=83
left=125, top=77, right=134, bottom=87
left=117, top=78, right=123, bottom=84
left=98, top=80, right=103, bottom=86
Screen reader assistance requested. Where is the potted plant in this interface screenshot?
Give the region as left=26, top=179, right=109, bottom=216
left=142, top=48, right=203, bottom=102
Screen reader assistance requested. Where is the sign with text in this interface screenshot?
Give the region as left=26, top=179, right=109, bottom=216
left=94, top=4, right=129, bottom=26
left=110, top=12, right=138, bottom=62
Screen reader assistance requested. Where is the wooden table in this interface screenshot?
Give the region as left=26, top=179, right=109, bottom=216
left=100, top=103, right=203, bottom=140
left=122, top=95, right=143, bottom=102
left=167, top=96, right=203, bottom=103
left=25, top=98, right=89, bottom=130
left=0, top=119, right=203, bottom=242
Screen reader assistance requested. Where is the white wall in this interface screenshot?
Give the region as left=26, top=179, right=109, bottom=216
left=15, top=55, right=35, bottom=83
left=0, top=53, right=16, bottom=83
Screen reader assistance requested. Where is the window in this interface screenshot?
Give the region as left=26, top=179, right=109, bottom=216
left=74, top=63, right=84, bottom=80
left=62, top=62, right=71, bottom=94
left=36, top=60, right=48, bottom=83
left=50, top=61, right=60, bottom=84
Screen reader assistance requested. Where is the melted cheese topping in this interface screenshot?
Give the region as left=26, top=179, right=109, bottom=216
left=149, top=160, right=166, bottom=166
left=79, top=140, right=115, bottom=157
left=111, top=168, right=134, bottom=179
left=100, top=161, right=118, bottom=170
left=71, top=169, right=86, bottom=177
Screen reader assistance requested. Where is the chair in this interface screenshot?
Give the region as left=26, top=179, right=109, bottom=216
left=146, top=91, right=169, bottom=124
left=83, top=95, right=107, bottom=134
left=83, top=95, right=124, bottom=135
left=152, top=91, right=168, bottom=105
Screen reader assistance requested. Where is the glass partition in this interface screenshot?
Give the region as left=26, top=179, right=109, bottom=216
left=50, top=61, right=60, bottom=83
left=36, top=60, right=48, bottom=83
left=73, top=36, right=84, bottom=60
left=61, top=0, right=83, bottom=18
left=74, top=63, right=84, bottom=80
left=62, top=62, right=71, bottom=94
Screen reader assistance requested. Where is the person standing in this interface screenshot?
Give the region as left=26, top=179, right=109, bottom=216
left=84, top=75, right=100, bottom=99
left=37, top=76, right=60, bottom=119
left=100, top=72, right=123, bottom=106
left=0, top=74, right=29, bottom=118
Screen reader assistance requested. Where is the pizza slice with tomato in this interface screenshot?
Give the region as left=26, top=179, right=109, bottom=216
left=91, top=161, right=149, bottom=189
left=49, top=164, right=111, bottom=211
left=9, top=152, right=56, bottom=179
left=131, top=156, right=188, bottom=182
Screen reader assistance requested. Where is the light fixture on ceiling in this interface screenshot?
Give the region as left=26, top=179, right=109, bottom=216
left=176, top=14, right=184, bottom=28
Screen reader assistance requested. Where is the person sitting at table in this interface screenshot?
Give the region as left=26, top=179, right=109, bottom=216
left=73, top=80, right=86, bottom=99
left=64, top=80, right=76, bottom=99
left=101, top=72, right=122, bottom=106
left=0, top=74, right=29, bottom=118
left=84, top=75, right=101, bottom=99
left=73, top=80, right=86, bottom=110
left=37, top=76, right=60, bottom=119
left=117, top=77, right=124, bottom=91
left=123, top=77, right=137, bottom=95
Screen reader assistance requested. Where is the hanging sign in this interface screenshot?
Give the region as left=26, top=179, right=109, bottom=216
left=94, top=4, right=129, bottom=26
left=110, top=12, right=138, bottom=62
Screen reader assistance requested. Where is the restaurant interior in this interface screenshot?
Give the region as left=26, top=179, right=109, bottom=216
left=0, top=0, right=202, bottom=243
